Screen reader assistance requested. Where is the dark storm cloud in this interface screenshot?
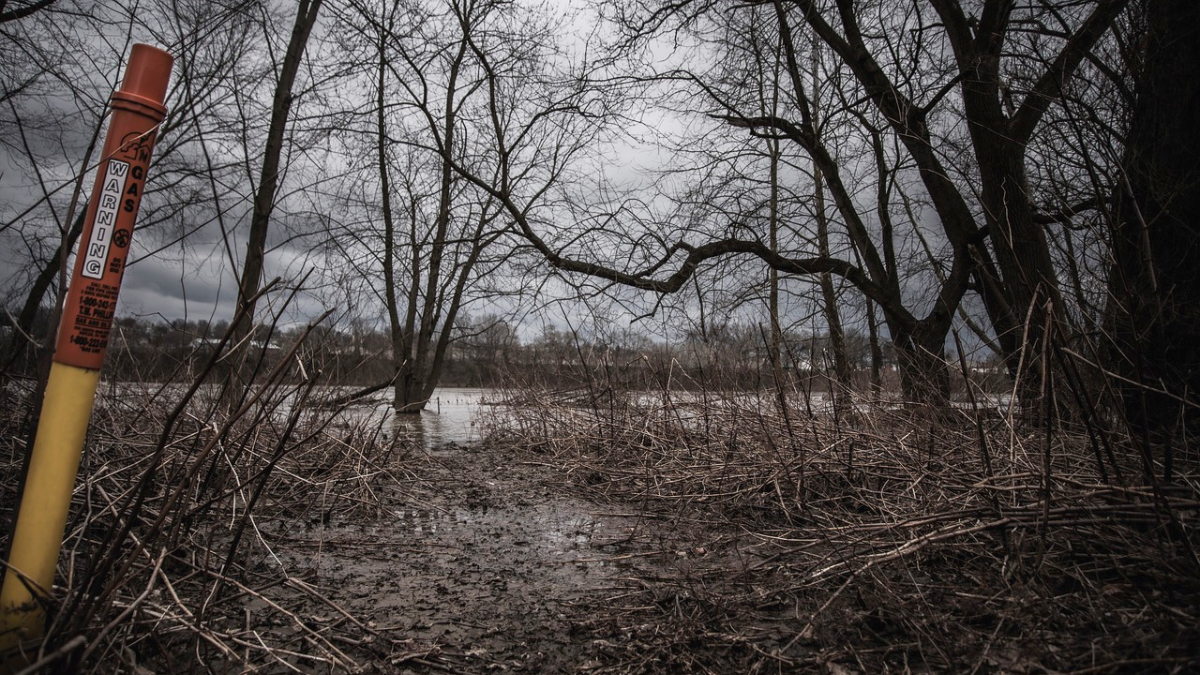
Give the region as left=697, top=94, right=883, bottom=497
left=119, top=252, right=237, bottom=320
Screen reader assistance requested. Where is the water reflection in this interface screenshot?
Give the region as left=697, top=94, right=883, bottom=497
left=391, top=504, right=602, bottom=555
left=361, top=388, right=489, bottom=451
left=388, top=413, right=428, bottom=452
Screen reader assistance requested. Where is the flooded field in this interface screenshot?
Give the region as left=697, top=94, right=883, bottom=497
left=12, top=379, right=1192, bottom=674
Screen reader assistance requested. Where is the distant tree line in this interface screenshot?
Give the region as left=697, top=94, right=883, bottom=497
left=2, top=309, right=968, bottom=394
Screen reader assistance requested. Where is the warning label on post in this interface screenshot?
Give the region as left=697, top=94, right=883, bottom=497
left=55, top=127, right=155, bottom=370
left=80, top=160, right=130, bottom=280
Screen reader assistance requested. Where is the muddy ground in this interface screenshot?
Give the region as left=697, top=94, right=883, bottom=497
left=155, top=394, right=1198, bottom=675
left=235, top=439, right=788, bottom=674
left=4, top=384, right=1192, bottom=674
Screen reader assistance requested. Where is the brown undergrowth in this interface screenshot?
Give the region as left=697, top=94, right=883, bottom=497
left=1, top=339, right=1197, bottom=674
left=0, top=371, right=417, bottom=674
left=482, top=377, right=1200, bottom=674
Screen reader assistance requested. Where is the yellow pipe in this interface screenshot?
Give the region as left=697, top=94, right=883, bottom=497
left=1, top=45, right=171, bottom=668
left=0, top=363, right=101, bottom=652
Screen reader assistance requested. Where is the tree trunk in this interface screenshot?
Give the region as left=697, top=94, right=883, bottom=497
left=815, top=163, right=851, bottom=402
left=960, top=48, right=1063, bottom=414
left=889, top=319, right=950, bottom=407
left=230, top=0, right=322, bottom=366
left=972, top=129, right=1062, bottom=399
left=809, top=39, right=851, bottom=406
left=394, top=374, right=426, bottom=414
left=373, top=5, right=422, bottom=417
left=764, top=23, right=785, bottom=390
left=767, top=125, right=784, bottom=388
left=1107, top=0, right=1200, bottom=474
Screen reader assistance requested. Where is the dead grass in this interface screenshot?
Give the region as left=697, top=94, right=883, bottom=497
left=1, top=346, right=1196, bottom=674
left=482, top=378, right=1200, bottom=674
left=0, top=371, right=418, bottom=674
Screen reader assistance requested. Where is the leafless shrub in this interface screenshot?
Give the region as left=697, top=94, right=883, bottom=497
left=0, top=307, right=411, bottom=673
left=482, top=352, right=1200, bottom=674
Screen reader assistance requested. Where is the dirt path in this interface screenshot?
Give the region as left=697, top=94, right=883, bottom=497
left=249, top=440, right=733, bottom=674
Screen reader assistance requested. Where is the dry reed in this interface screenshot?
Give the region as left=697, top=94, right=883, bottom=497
left=0, top=358, right=417, bottom=673
left=481, top=364, right=1200, bottom=674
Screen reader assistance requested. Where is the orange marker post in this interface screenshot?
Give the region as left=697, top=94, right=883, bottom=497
left=0, top=44, right=173, bottom=657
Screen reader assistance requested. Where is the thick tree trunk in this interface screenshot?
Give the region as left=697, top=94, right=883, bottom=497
left=893, top=323, right=950, bottom=407
left=879, top=308, right=950, bottom=406
left=1107, top=0, right=1200, bottom=474
left=973, top=131, right=1062, bottom=392
left=394, top=374, right=426, bottom=414
left=960, top=47, right=1063, bottom=414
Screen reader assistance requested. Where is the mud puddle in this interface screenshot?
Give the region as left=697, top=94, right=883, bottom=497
left=245, top=442, right=685, bottom=673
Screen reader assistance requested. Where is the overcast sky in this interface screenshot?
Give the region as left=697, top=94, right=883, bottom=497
left=0, top=0, right=707, bottom=338
left=0, top=0, right=963, bottom=352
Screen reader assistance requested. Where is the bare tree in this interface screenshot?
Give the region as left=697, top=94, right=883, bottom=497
left=441, top=1, right=965, bottom=402
left=331, top=0, right=576, bottom=412
left=228, top=0, right=323, bottom=377
left=448, top=0, right=1134, bottom=407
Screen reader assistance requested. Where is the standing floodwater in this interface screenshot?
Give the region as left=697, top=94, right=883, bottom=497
left=341, top=386, right=492, bottom=450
